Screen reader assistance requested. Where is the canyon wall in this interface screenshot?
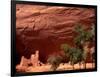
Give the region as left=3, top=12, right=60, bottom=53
left=16, top=4, right=95, bottom=64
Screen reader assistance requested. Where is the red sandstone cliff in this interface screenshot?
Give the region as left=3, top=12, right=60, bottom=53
left=16, top=4, right=95, bottom=63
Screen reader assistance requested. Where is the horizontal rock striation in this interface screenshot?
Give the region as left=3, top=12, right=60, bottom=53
left=16, top=4, right=95, bottom=64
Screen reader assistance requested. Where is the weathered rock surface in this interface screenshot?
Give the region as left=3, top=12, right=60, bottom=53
left=16, top=4, right=95, bottom=64
left=16, top=50, right=43, bottom=72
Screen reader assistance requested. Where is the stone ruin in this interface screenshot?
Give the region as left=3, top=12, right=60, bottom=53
left=16, top=50, right=44, bottom=72
left=16, top=48, right=95, bottom=72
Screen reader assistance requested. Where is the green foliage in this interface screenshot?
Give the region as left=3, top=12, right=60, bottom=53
left=74, top=23, right=95, bottom=69
left=60, top=43, right=70, bottom=60
left=74, top=24, right=95, bottom=47
left=60, top=44, right=70, bottom=54
left=59, top=23, right=95, bottom=69
left=74, top=23, right=84, bottom=34
left=74, top=35, right=83, bottom=47
left=74, top=24, right=85, bottom=47
left=47, top=55, right=62, bottom=71
left=60, top=43, right=83, bottom=65
left=90, top=25, right=95, bottom=41
left=69, top=47, right=83, bottom=65
left=91, top=24, right=95, bottom=36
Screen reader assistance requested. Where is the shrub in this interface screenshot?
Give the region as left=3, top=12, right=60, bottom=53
left=47, top=55, right=62, bottom=71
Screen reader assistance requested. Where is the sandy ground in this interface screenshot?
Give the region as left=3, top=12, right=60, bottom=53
left=25, top=63, right=95, bottom=72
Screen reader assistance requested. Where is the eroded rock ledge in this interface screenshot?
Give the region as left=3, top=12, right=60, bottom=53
left=16, top=4, right=95, bottom=64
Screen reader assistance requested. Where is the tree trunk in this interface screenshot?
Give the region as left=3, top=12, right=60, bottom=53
left=92, top=59, right=95, bottom=68
left=83, top=62, right=86, bottom=69
left=51, top=65, right=57, bottom=71
left=79, top=62, right=81, bottom=69
left=72, top=64, right=74, bottom=70
left=85, top=63, right=86, bottom=69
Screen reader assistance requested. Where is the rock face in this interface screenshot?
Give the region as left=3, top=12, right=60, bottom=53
left=16, top=4, right=96, bottom=64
